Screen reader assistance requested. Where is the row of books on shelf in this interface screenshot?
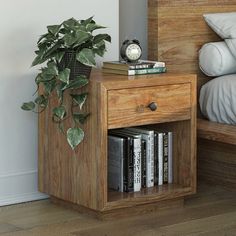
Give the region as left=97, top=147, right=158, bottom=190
left=102, top=59, right=167, bottom=76
left=108, top=127, right=173, bottom=193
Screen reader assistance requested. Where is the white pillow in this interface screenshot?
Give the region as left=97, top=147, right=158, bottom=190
left=204, top=12, right=236, bottom=39
left=199, top=74, right=236, bottom=125
left=225, top=38, right=236, bottom=59
left=199, top=41, right=236, bottom=77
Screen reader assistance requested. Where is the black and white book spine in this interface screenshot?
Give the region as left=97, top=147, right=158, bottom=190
left=146, top=136, right=152, bottom=187
left=121, top=137, right=129, bottom=192
left=127, top=140, right=134, bottom=192
left=149, top=132, right=155, bottom=187
left=168, top=132, right=173, bottom=184
left=154, top=133, right=158, bottom=185
left=108, top=135, right=124, bottom=192
left=133, top=138, right=141, bottom=192
left=141, top=140, right=147, bottom=188
left=158, top=133, right=164, bottom=186
left=108, top=131, right=134, bottom=192
left=163, top=132, right=168, bottom=184
left=142, top=133, right=154, bottom=188
left=139, top=134, right=154, bottom=188
left=125, top=128, right=154, bottom=187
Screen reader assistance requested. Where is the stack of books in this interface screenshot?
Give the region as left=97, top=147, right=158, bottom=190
left=102, top=60, right=166, bottom=76
left=108, top=127, right=173, bottom=193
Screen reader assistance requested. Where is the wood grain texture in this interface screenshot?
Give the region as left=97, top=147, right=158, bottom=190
left=198, top=139, right=236, bottom=189
left=52, top=196, right=184, bottom=220
left=2, top=183, right=236, bottom=235
left=198, top=118, right=236, bottom=145
left=148, top=0, right=236, bottom=75
left=108, top=84, right=191, bottom=129
left=147, top=0, right=236, bottom=110
left=39, top=70, right=196, bottom=215
left=148, top=0, right=236, bottom=190
left=154, top=120, right=196, bottom=192
left=39, top=73, right=106, bottom=211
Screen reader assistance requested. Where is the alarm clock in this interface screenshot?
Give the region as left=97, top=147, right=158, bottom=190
left=120, top=39, right=142, bottom=63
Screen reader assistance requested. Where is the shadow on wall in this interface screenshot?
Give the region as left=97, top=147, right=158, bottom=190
left=119, top=0, right=147, bottom=59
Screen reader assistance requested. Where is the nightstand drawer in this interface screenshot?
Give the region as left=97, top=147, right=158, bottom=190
left=108, top=83, right=191, bottom=129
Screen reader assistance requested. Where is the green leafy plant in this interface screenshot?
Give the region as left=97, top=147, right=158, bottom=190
left=21, top=17, right=111, bottom=149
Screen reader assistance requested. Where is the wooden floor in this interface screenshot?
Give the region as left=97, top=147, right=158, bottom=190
left=1, top=182, right=236, bottom=236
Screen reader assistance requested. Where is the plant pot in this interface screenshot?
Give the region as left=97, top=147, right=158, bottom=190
left=59, top=50, right=92, bottom=80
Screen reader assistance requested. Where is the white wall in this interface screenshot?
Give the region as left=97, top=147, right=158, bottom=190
left=0, top=0, right=119, bottom=206
left=119, top=0, right=147, bottom=59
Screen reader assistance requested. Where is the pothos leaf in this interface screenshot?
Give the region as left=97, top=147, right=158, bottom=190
left=56, top=82, right=66, bottom=102
left=44, top=79, right=57, bottom=95
left=63, top=33, right=78, bottom=47
left=37, top=33, right=49, bottom=44
left=67, top=127, right=84, bottom=149
left=53, top=106, right=66, bottom=120
left=31, top=54, right=46, bottom=67
left=63, top=18, right=78, bottom=29
left=54, top=51, right=65, bottom=63
left=81, top=16, right=94, bottom=26
left=47, top=24, right=61, bottom=36
left=45, top=61, right=58, bottom=76
left=73, top=113, right=90, bottom=125
left=34, top=95, right=48, bottom=108
left=76, top=48, right=96, bottom=67
left=73, top=30, right=91, bottom=47
left=21, top=102, right=35, bottom=111
left=70, top=93, right=88, bottom=109
left=93, top=34, right=111, bottom=44
left=58, top=68, right=70, bottom=84
left=62, top=76, right=88, bottom=90
left=86, top=23, right=106, bottom=32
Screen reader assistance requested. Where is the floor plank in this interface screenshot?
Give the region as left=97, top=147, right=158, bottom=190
left=0, top=223, right=21, bottom=234
left=0, top=182, right=236, bottom=236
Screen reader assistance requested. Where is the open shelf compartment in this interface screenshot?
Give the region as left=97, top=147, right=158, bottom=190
left=106, top=119, right=195, bottom=206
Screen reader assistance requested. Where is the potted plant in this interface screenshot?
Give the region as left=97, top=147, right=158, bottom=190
left=21, top=17, right=111, bottom=150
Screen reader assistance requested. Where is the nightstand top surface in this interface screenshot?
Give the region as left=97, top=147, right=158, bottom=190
left=90, top=69, right=197, bottom=90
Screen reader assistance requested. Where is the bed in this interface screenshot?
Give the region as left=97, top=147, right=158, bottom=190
left=148, top=0, right=236, bottom=188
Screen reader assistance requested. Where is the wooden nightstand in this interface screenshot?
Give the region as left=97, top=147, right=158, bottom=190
left=38, top=70, right=197, bottom=219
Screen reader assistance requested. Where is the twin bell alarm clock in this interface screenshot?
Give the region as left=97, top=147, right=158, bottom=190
left=120, top=39, right=142, bottom=63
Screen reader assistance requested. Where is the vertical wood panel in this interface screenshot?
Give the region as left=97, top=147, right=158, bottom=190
left=148, top=0, right=236, bottom=75
left=38, top=77, right=105, bottom=210
left=148, top=0, right=236, bottom=191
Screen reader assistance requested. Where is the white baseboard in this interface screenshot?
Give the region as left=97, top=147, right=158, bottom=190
left=0, top=192, right=48, bottom=206
left=0, top=169, right=48, bottom=206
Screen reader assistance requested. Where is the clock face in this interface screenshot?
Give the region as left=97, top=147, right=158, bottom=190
left=125, top=43, right=142, bottom=61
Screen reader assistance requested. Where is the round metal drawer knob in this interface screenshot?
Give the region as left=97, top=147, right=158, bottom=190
left=148, top=102, right=158, bottom=111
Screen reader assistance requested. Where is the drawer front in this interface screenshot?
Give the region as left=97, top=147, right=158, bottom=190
left=108, top=83, right=191, bottom=129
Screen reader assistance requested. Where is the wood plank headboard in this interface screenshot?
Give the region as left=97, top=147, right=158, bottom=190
left=148, top=0, right=236, bottom=91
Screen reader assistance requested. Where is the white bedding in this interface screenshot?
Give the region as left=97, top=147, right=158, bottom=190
left=203, top=12, right=236, bottom=70
left=199, top=42, right=236, bottom=77
left=199, top=74, right=236, bottom=125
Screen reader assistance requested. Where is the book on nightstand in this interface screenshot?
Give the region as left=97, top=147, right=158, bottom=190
left=168, top=132, right=173, bottom=184
left=141, top=139, right=147, bottom=188
left=156, top=132, right=164, bottom=186
left=108, top=135, right=125, bottom=192
left=163, top=132, right=169, bottom=184
left=155, top=130, right=173, bottom=185
left=127, top=127, right=155, bottom=188
left=103, top=60, right=165, bottom=70
left=108, top=132, right=134, bottom=193
left=110, top=129, right=142, bottom=192
left=102, top=59, right=166, bottom=76
left=108, top=127, right=173, bottom=193
left=102, top=67, right=167, bottom=76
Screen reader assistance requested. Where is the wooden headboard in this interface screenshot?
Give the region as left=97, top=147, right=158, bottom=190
left=148, top=0, right=236, bottom=91
left=148, top=1, right=236, bottom=188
